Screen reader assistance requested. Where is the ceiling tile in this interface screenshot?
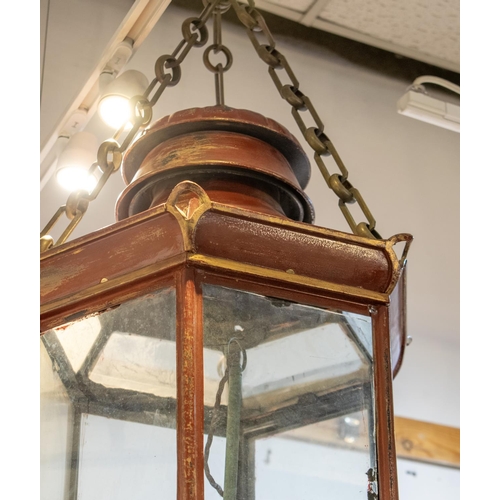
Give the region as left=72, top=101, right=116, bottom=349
left=319, top=0, right=459, bottom=66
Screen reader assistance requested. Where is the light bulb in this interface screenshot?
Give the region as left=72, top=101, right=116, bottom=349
left=55, top=131, right=99, bottom=192
left=98, top=94, right=131, bottom=129
left=97, top=70, right=149, bottom=129
left=57, top=166, right=97, bottom=193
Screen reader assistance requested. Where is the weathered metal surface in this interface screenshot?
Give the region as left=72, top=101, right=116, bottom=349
left=134, top=131, right=300, bottom=188
left=388, top=266, right=407, bottom=375
left=161, top=178, right=288, bottom=218
left=189, top=254, right=388, bottom=304
left=193, top=208, right=400, bottom=294
left=116, top=106, right=314, bottom=223
left=177, top=269, right=205, bottom=500
left=116, top=129, right=312, bottom=222
left=41, top=181, right=410, bottom=376
left=40, top=205, right=184, bottom=329
left=121, top=106, right=311, bottom=187
left=372, top=305, right=400, bottom=500
left=40, top=182, right=408, bottom=500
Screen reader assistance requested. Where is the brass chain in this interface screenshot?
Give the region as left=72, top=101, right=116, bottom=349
left=203, top=1, right=233, bottom=105
left=41, top=0, right=383, bottom=252
left=40, top=0, right=222, bottom=252
left=230, top=0, right=382, bottom=239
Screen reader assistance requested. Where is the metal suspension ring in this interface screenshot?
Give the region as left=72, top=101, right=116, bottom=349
left=203, top=44, right=233, bottom=73
left=154, top=55, right=182, bottom=85
left=203, top=0, right=231, bottom=14
left=129, top=95, right=153, bottom=128
left=181, top=17, right=209, bottom=47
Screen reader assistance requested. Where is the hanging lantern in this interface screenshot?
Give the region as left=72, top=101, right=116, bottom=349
left=41, top=2, right=412, bottom=500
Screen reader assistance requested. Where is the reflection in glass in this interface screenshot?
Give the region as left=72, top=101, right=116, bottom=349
left=40, top=288, right=177, bottom=500
left=202, top=285, right=375, bottom=500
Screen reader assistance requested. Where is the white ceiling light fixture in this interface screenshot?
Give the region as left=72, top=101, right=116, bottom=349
left=40, top=0, right=173, bottom=190
left=56, top=131, right=99, bottom=192
left=397, top=75, right=460, bottom=133
left=98, top=69, right=149, bottom=129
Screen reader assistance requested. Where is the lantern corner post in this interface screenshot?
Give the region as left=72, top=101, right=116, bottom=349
left=176, top=267, right=206, bottom=500
left=371, top=304, right=400, bottom=500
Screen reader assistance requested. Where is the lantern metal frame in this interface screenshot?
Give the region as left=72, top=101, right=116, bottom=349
left=41, top=179, right=411, bottom=500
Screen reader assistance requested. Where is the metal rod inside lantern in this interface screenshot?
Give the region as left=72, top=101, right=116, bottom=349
left=223, top=339, right=245, bottom=500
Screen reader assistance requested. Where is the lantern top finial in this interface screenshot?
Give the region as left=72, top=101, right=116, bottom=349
left=121, top=106, right=311, bottom=188
left=116, top=106, right=315, bottom=223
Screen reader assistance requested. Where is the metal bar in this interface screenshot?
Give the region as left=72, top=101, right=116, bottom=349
left=237, top=436, right=255, bottom=500
left=76, top=400, right=177, bottom=429
left=215, top=72, right=224, bottom=105
left=339, top=317, right=373, bottom=364
left=372, top=305, right=399, bottom=500
left=177, top=269, right=205, bottom=500
left=54, top=211, right=85, bottom=246
left=66, top=407, right=82, bottom=500
left=242, top=383, right=368, bottom=440
left=77, top=323, right=113, bottom=379
left=223, top=343, right=244, bottom=500
left=40, top=333, right=89, bottom=403
left=364, top=381, right=378, bottom=473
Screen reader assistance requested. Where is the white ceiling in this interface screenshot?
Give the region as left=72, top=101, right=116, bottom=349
left=254, top=0, right=459, bottom=72
left=40, top=0, right=460, bottom=358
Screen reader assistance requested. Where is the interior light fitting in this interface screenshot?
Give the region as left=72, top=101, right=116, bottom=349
left=98, top=69, right=149, bottom=129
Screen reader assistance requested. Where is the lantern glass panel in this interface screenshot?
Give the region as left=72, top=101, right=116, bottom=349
left=40, top=288, right=177, bottom=500
left=202, top=284, right=375, bottom=499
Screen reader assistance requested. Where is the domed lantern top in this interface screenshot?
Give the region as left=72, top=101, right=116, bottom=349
left=116, top=105, right=314, bottom=223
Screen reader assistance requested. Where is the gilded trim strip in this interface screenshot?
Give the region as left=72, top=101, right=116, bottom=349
left=188, top=253, right=390, bottom=304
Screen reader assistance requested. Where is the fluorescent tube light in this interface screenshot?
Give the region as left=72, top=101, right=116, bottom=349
left=397, top=89, right=460, bottom=133
left=398, top=76, right=460, bottom=132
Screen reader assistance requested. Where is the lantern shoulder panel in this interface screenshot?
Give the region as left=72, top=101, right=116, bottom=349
left=193, top=201, right=410, bottom=298
left=41, top=181, right=412, bottom=377
left=40, top=203, right=186, bottom=327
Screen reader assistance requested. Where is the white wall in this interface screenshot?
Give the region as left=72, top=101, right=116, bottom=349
left=40, top=0, right=134, bottom=145
left=393, top=332, right=459, bottom=427
left=39, top=1, right=460, bottom=494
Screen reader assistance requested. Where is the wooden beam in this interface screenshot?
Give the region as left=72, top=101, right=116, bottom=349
left=394, top=416, right=460, bottom=468
left=283, top=415, right=459, bottom=468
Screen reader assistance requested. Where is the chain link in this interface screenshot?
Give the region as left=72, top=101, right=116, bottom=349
left=40, top=0, right=220, bottom=252
left=203, top=1, right=233, bottom=105
left=233, top=2, right=382, bottom=239
left=41, top=0, right=384, bottom=252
